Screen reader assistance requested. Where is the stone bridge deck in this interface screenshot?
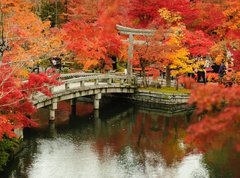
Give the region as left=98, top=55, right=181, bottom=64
left=32, top=73, right=136, bottom=120
left=32, top=72, right=188, bottom=121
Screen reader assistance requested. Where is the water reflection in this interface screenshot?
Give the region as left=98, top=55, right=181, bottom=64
left=4, top=100, right=221, bottom=178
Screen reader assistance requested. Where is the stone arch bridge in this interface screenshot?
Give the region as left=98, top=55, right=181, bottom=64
left=32, top=73, right=136, bottom=120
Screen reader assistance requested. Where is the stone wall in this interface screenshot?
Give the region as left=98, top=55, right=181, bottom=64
left=125, top=89, right=190, bottom=105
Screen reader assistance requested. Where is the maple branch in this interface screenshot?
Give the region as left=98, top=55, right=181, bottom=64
left=0, top=7, right=6, bottom=65
left=0, top=98, right=25, bottom=108
left=0, top=86, right=15, bottom=100
left=0, top=62, right=25, bottom=88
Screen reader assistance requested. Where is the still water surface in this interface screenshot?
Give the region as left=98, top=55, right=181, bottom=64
left=4, top=99, right=238, bottom=178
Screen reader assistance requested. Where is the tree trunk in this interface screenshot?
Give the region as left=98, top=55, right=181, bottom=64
left=166, top=65, right=171, bottom=87
left=142, top=68, right=147, bottom=87
left=140, top=58, right=147, bottom=87
left=175, top=76, right=179, bottom=90
left=55, top=0, right=58, bottom=27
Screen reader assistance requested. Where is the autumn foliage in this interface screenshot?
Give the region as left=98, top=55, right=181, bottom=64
left=0, top=0, right=239, bottom=155
left=0, top=65, right=60, bottom=140
left=0, top=0, right=61, bottom=140
left=62, top=0, right=124, bottom=70
left=186, top=84, right=240, bottom=152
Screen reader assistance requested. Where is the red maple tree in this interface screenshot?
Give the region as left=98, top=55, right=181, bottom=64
left=0, top=64, right=60, bottom=140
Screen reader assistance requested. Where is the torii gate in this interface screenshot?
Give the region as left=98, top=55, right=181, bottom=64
left=116, top=24, right=155, bottom=76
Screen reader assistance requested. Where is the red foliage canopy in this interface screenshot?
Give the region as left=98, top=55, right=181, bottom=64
left=0, top=65, right=60, bottom=140
left=183, top=30, right=214, bottom=56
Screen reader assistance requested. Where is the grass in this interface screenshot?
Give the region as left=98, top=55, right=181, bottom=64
left=140, top=87, right=191, bottom=94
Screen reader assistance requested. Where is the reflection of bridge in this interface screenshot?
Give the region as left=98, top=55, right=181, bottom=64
left=32, top=73, right=136, bottom=120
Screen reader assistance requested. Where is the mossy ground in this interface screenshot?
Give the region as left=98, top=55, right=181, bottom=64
left=141, top=87, right=191, bottom=94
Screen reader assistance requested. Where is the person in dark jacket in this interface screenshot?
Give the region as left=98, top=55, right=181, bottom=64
left=218, top=62, right=226, bottom=78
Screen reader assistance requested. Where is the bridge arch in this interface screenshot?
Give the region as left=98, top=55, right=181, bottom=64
left=32, top=73, right=136, bottom=120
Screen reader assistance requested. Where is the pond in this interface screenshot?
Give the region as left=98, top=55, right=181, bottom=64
left=2, top=98, right=240, bottom=178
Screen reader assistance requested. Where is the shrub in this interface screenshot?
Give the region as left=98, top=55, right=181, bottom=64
left=0, top=137, right=20, bottom=171
left=207, top=73, right=219, bottom=82
left=179, top=76, right=196, bottom=89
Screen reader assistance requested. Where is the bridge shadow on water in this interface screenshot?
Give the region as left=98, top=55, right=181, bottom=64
left=24, top=96, right=195, bottom=138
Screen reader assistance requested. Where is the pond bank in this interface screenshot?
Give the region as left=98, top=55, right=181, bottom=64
left=111, top=89, right=190, bottom=105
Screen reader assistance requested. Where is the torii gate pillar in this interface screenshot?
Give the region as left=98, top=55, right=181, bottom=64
left=128, top=34, right=134, bottom=76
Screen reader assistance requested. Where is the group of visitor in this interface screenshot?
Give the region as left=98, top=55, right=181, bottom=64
left=51, top=56, right=62, bottom=70
left=194, top=62, right=229, bottom=83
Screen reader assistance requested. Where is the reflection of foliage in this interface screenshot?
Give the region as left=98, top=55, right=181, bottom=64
left=94, top=110, right=194, bottom=167
left=0, top=137, right=20, bottom=171
left=203, top=146, right=240, bottom=178
left=130, top=113, right=189, bottom=166
left=186, top=84, right=240, bottom=153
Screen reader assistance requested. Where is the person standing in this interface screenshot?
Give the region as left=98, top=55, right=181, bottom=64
left=197, top=65, right=206, bottom=83
left=218, top=62, right=226, bottom=78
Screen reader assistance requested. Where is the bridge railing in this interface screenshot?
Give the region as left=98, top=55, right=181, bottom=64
left=50, top=74, right=137, bottom=94
left=58, top=72, right=101, bottom=80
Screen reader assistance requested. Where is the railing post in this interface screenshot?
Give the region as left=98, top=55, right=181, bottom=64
left=108, top=78, right=112, bottom=85
left=50, top=87, right=54, bottom=94
left=120, top=78, right=124, bottom=85
left=95, top=78, right=99, bottom=85
left=65, top=83, right=70, bottom=90
left=80, top=80, right=85, bottom=87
